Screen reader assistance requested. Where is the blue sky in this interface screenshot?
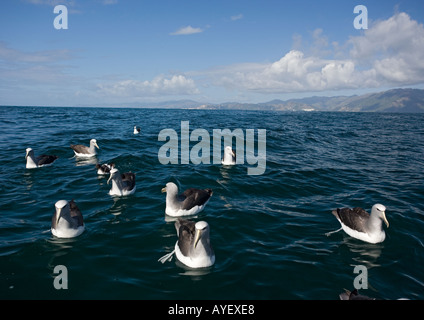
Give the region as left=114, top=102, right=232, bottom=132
left=1, top=0, right=424, bottom=106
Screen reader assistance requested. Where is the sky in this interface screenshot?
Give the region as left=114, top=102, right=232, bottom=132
left=1, top=0, right=424, bottom=107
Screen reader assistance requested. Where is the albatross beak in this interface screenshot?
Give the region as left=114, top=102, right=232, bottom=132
left=107, top=175, right=112, bottom=185
left=382, top=212, right=389, bottom=228
left=161, top=187, right=167, bottom=193
left=56, top=208, right=62, bottom=225
left=194, top=228, right=202, bottom=248
left=95, top=142, right=100, bottom=149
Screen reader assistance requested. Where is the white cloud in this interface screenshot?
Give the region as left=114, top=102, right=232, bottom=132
left=170, top=25, right=204, bottom=36
left=97, top=75, right=200, bottom=97
left=349, top=12, right=424, bottom=84
left=231, top=14, right=243, bottom=21
left=203, top=12, right=424, bottom=94
left=213, top=50, right=361, bottom=93
left=349, top=13, right=422, bottom=60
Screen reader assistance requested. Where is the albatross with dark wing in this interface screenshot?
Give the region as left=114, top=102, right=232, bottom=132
left=134, top=126, right=141, bottom=134
left=161, top=182, right=213, bottom=217
left=107, top=167, right=136, bottom=196
left=158, top=218, right=215, bottom=269
left=326, top=204, right=389, bottom=244
left=95, top=162, right=114, bottom=175
left=25, top=148, right=58, bottom=169
left=70, top=139, right=99, bottom=157
left=51, top=200, right=85, bottom=238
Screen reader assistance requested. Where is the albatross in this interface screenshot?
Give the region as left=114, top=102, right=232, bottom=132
left=326, top=204, right=389, bottom=244
left=25, top=148, right=58, bottom=169
left=161, top=182, right=213, bottom=217
left=51, top=200, right=85, bottom=238
left=107, top=167, right=136, bottom=196
left=95, top=162, right=114, bottom=175
left=221, top=146, right=236, bottom=165
left=70, top=139, right=99, bottom=157
left=134, top=126, right=141, bottom=134
left=158, top=218, right=215, bottom=269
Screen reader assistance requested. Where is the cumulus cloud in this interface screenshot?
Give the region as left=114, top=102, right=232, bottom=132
left=349, top=12, right=421, bottom=60
left=214, top=50, right=361, bottom=93
left=97, top=74, right=200, bottom=97
left=207, top=12, right=424, bottom=94
left=170, top=25, right=204, bottom=36
left=349, top=12, right=424, bottom=84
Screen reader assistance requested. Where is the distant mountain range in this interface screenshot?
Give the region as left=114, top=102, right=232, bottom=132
left=141, top=88, right=424, bottom=113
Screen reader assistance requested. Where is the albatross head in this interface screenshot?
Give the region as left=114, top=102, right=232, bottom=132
left=161, top=182, right=178, bottom=195
left=194, top=221, right=210, bottom=248
left=54, top=200, right=69, bottom=225
left=25, top=148, right=34, bottom=159
left=90, top=139, right=100, bottom=149
left=223, top=145, right=236, bottom=161
left=224, top=146, right=235, bottom=157
left=107, top=168, right=119, bottom=184
left=371, top=204, right=389, bottom=228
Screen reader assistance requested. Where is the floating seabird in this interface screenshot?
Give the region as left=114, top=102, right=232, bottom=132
left=51, top=199, right=85, bottom=238
left=70, top=139, right=99, bottom=157
left=326, top=204, right=389, bottom=244
left=339, top=289, right=376, bottom=300
left=161, top=182, right=213, bottom=217
left=107, top=167, right=136, bottom=196
left=158, top=218, right=215, bottom=268
left=134, top=126, right=141, bottom=134
left=221, top=146, right=236, bottom=165
left=95, top=162, right=114, bottom=175
left=25, top=148, right=58, bottom=169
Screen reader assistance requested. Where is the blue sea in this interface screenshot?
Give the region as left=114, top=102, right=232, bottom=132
left=0, top=106, right=423, bottom=300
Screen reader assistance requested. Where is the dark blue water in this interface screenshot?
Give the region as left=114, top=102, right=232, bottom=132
left=0, top=106, right=423, bottom=300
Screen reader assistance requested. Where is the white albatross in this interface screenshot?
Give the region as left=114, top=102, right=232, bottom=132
left=221, top=146, right=236, bottom=165
left=51, top=200, right=85, bottom=238
left=70, top=139, right=99, bottom=158
left=95, top=162, right=114, bottom=175
left=326, top=203, right=389, bottom=244
left=158, top=218, right=215, bottom=269
left=107, top=167, right=136, bottom=196
left=25, top=148, right=58, bottom=169
left=161, top=182, right=213, bottom=217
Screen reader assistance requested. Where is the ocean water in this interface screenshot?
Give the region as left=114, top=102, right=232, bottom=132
left=0, top=106, right=423, bottom=300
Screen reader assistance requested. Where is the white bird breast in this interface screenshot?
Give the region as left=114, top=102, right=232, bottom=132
left=174, top=241, right=215, bottom=268
left=51, top=225, right=85, bottom=238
